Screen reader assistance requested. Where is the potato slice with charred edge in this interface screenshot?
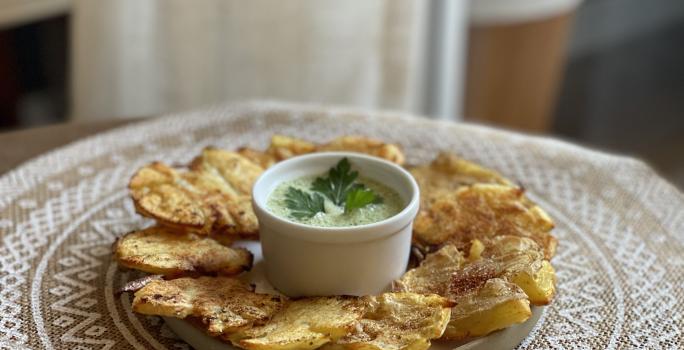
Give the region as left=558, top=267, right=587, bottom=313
left=129, top=148, right=262, bottom=237
left=412, top=183, right=556, bottom=259
left=113, top=226, right=253, bottom=277
left=129, top=162, right=206, bottom=230
left=132, top=277, right=285, bottom=335
left=116, top=274, right=163, bottom=295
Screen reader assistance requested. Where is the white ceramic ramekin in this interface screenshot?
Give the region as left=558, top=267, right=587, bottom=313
left=252, top=152, right=419, bottom=297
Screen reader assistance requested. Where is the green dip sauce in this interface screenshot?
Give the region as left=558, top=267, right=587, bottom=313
left=267, top=175, right=404, bottom=227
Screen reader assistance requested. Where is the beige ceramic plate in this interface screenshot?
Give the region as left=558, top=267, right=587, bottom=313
left=163, top=240, right=543, bottom=350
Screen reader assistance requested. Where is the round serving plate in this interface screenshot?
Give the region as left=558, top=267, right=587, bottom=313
left=164, top=241, right=544, bottom=350
left=1, top=101, right=681, bottom=349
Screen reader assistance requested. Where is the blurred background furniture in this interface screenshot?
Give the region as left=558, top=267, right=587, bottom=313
left=465, top=0, right=580, bottom=132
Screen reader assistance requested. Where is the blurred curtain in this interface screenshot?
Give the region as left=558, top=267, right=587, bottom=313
left=71, top=0, right=434, bottom=120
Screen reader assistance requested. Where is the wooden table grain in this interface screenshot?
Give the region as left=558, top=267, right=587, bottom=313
left=0, top=119, right=140, bottom=175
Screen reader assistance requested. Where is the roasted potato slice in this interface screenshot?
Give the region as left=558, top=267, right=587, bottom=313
left=266, top=135, right=317, bottom=162
left=129, top=148, right=262, bottom=237
left=238, top=147, right=277, bottom=169
left=445, top=278, right=530, bottom=340
left=398, top=235, right=555, bottom=307
left=328, top=293, right=452, bottom=350
left=113, top=226, right=253, bottom=277
left=229, top=296, right=366, bottom=350
left=231, top=293, right=451, bottom=350
left=479, top=236, right=556, bottom=305
left=393, top=244, right=465, bottom=296
left=116, top=274, right=163, bottom=294
left=413, top=184, right=556, bottom=259
left=262, top=135, right=405, bottom=165
left=129, top=162, right=206, bottom=230
left=395, top=243, right=532, bottom=341
left=409, top=152, right=512, bottom=205
left=132, top=276, right=285, bottom=335
left=189, top=147, right=263, bottom=196
left=318, top=136, right=405, bottom=165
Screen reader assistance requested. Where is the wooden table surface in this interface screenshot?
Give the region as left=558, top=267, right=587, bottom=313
left=0, top=119, right=140, bottom=175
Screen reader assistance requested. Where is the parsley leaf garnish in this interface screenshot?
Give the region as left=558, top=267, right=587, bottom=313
left=284, top=187, right=325, bottom=219
left=284, top=158, right=383, bottom=220
left=311, top=158, right=359, bottom=206
left=344, top=187, right=379, bottom=213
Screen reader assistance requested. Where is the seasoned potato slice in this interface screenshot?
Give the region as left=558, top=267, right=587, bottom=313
left=129, top=148, right=262, bottom=237
left=223, top=293, right=450, bottom=350
left=413, top=184, right=556, bottom=259
left=229, top=296, right=366, bottom=350
left=399, top=234, right=555, bottom=307
left=510, top=260, right=556, bottom=305
left=393, top=244, right=465, bottom=296
left=113, top=226, right=253, bottom=277
left=132, top=277, right=285, bottom=335
left=445, top=278, right=530, bottom=340
left=129, top=162, right=206, bottom=230
left=479, top=235, right=556, bottom=305
left=329, top=293, right=452, bottom=350
left=395, top=242, right=533, bottom=341
left=409, top=152, right=556, bottom=259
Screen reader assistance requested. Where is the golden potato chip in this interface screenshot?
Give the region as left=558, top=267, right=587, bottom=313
left=113, top=226, right=253, bottom=277
left=132, top=277, right=285, bottom=335
left=412, top=184, right=556, bottom=259
left=129, top=148, right=262, bottom=237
